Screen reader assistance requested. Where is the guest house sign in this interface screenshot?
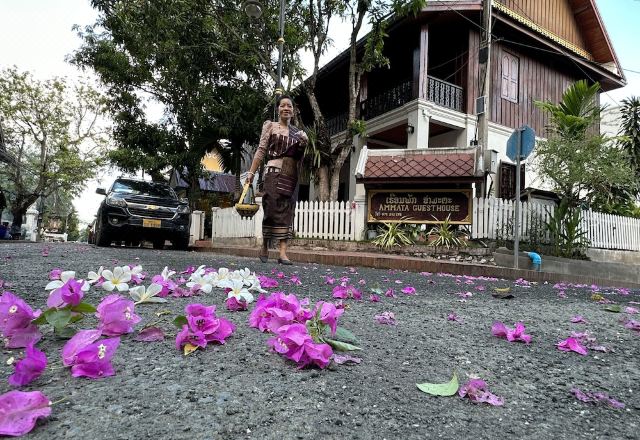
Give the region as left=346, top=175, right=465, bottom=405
left=368, top=189, right=471, bottom=224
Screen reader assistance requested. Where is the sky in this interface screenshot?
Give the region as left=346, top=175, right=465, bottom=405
left=1, top=0, right=639, bottom=224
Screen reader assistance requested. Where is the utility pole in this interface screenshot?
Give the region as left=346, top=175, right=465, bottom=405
left=477, top=0, right=492, bottom=197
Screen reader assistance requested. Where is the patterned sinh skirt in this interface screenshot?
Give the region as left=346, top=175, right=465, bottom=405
left=262, top=171, right=295, bottom=241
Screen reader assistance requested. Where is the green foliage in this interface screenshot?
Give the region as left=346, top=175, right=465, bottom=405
left=372, top=222, right=415, bottom=248
left=0, top=68, right=107, bottom=228
left=428, top=215, right=466, bottom=248
left=534, top=81, right=636, bottom=206
left=545, top=199, right=590, bottom=259
left=619, top=96, right=640, bottom=196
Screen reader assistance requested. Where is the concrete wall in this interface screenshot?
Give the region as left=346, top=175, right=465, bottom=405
left=587, top=248, right=640, bottom=266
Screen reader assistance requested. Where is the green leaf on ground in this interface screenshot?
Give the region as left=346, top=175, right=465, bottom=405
left=54, top=326, right=77, bottom=339
left=32, top=314, right=47, bottom=326
left=44, top=308, right=72, bottom=329
left=416, top=372, right=459, bottom=397
left=604, top=305, right=621, bottom=313
left=325, top=326, right=358, bottom=344
left=325, top=339, right=361, bottom=352
left=71, top=302, right=97, bottom=313
left=173, top=315, right=188, bottom=327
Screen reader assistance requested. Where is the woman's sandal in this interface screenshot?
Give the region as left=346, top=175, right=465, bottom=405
left=259, top=252, right=268, bottom=263
left=277, top=258, right=293, bottom=266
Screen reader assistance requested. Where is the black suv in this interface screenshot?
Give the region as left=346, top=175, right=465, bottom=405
left=93, top=178, right=190, bottom=249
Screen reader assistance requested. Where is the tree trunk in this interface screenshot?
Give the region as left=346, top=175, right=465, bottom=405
left=329, top=142, right=352, bottom=201
left=317, top=166, right=330, bottom=201
left=10, top=206, right=24, bottom=230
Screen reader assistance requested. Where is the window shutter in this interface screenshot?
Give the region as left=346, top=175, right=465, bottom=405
left=501, top=56, right=510, bottom=98
left=509, top=58, right=519, bottom=101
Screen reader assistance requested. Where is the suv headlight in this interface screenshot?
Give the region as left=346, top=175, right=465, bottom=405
left=106, top=196, right=127, bottom=208
left=177, top=204, right=190, bottom=214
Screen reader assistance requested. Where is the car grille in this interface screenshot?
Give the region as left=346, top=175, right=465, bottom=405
left=128, top=208, right=175, bottom=219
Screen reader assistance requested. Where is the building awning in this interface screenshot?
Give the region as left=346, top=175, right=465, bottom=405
left=355, top=146, right=480, bottom=182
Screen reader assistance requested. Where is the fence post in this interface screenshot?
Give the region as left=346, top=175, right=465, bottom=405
left=211, top=207, right=219, bottom=243
left=354, top=195, right=366, bottom=241
left=253, top=197, right=264, bottom=247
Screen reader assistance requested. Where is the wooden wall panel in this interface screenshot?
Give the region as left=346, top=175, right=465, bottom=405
left=466, top=30, right=481, bottom=115
left=490, top=41, right=579, bottom=136
left=496, top=0, right=588, bottom=52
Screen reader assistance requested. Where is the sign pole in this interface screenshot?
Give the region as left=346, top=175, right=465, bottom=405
left=513, top=128, right=522, bottom=269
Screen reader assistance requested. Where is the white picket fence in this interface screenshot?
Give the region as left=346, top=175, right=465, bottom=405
left=471, top=197, right=640, bottom=252
left=294, top=200, right=355, bottom=240
left=212, top=200, right=356, bottom=241
left=211, top=207, right=256, bottom=238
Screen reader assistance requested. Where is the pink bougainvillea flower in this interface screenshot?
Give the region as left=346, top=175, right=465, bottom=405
left=276, top=271, right=285, bottom=279
left=420, top=271, right=432, bottom=276
left=62, top=329, right=103, bottom=366
left=332, top=284, right=362, bottom=300
left=374, top=311, right=397, bottom=326
left=226, top=296, right=248, bottom=311
left=447, top=312, right=462, bottom=323
left=624, top=319, right=640, bottom=332
left=0, top=292, right=42, bottom=348
left=358, top=279, right=366, bottom=285
left=134, top=327, right=165, bottom=342
left=96, top=295, right=141, bottom=336
left=180, top=266, right=196, bottom=275
left=491, top=321, right=532, bottom=343
left=385, top=288, right=396, bottom=298
left=314, top=301, right=344, bottom=336
left=41, top=247, right=49, bottom=257
left=458, top=379, right=504, bottom=406
left=475, top=285, right=486, bottom=291
left=257, top=276, right=279, bottom=289
left=571, top=388, right=625, bottom=409
left=71, top=337, right=120, bottom=379
left=185, top=303, right=235, bottom=344
left=571, top=315, right=588, bottom=324
left=339, top=276, right=350, bottom=284
left=0, top=390, right=52, bottom=437
left=324, top=276, right=335, bottom=285
left=289, top=275, right=302, bottom=286
left=175, top=325, right=207, bottom=350
left=401, top=286, right=416, bottom=295
left=8, top=342, right=47, bottom=387
left=369, top=294, right=380, bottom=303
left=267, top=323, right=333, bottom=369
left=49, top=268, right=62, bottom=280
left=332, top=354, right=362, bottom=365
left=58, top=278, right=85, bottom=307
left=248, top=293, right=311, bottom=333
left=557, top=337, right=588, bottom=355
left=624, top=306, right=639, bottom=315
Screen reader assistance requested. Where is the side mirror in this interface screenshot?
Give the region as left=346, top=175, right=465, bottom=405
left=96, top=188, right=107, bottom=196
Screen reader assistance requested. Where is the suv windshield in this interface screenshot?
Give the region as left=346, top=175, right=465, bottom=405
left=111, top=180, right=177, bottom=199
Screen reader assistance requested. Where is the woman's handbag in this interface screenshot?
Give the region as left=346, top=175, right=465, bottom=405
left=235, top=182, right=260, bottom=218
left=275, top=173, right=297, bottom=198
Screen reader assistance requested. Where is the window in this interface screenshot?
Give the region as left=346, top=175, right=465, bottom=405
left=501, top=52, right=519, bottom=103
left=499, top=162, right=525, bottom=200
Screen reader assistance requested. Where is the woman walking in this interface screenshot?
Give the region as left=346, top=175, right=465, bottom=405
left=246, top=95, right=308, bottom=265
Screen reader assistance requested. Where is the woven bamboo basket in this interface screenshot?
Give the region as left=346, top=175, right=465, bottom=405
left=234, top=182, right=259, bottom=218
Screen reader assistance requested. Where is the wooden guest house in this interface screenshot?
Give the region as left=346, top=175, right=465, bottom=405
left=297, top=0, right=625, bottom=228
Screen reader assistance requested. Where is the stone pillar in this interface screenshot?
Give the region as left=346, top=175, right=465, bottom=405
left=25, top=208, right=38, bottom=242
left=407, top=106, right=430, bottom=149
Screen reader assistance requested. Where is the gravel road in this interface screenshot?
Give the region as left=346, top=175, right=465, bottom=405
left=0, top=242, right=638, bottom=440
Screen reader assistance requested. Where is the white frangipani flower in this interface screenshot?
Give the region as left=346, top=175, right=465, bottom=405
left=45, top=271, right=90, bottom=294
left=45, top=271, right=76, bottom=291
left=129, top=283, right=166, bottom=304
left=130, top=265, right=144, bottom=276
left=102, top=266, right=132, bottom=291
left=87, top=267, right=104, bottom=285
left=210, top=268, right=231, bottom=287
left=247, top=279, right=267, bottom=294
left=226, top=279, right=254, bottom=304
left=191, top=265, right=207, bottom=278
left=186, top=275, right=213, bottom=294
left=159, top=266, right=176, bottom=280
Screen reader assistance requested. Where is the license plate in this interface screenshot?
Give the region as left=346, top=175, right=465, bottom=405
left=143, top=219, right=162, bottom=228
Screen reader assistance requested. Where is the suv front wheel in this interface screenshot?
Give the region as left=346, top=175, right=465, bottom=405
left=172, top=234, right=190, bottom=251
left=95, top=217, right=112, bottom=247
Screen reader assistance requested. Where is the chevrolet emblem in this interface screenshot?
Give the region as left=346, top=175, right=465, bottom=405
left=146, top=205, right=159, bottom=210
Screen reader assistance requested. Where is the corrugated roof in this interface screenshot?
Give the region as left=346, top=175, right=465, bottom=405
left=364, top=152, right=476, bottom=179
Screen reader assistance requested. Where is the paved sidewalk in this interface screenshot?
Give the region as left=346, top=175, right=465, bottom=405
left=193, top=242, right=640, bottom=288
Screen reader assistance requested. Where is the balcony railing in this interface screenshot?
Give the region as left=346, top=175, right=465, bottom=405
left=427, top=76, right=463, bottom=112
left=360, top=79, right=414, bottom=121
left=325, top=76, right=464, bottom=136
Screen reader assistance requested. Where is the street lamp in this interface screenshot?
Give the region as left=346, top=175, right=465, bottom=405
left=245, top=0, right=286, bottom=99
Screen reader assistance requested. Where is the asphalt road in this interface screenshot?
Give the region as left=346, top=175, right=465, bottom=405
left=0, top=242, right=638, bottom=439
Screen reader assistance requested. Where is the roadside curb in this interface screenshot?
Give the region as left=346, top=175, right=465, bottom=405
left=193, top=245, right=640, bottom=289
